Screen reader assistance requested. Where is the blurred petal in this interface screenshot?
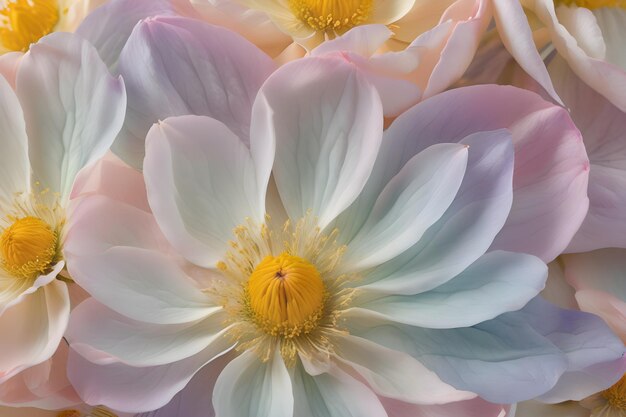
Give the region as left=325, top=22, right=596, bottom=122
left=115, top=16, right=275, bottom=168
left=381, top=397, right=509, bottom=417
left=252, top=56, right=383, bottom=228
left=213, top=349, right=293, bottom=417
left=16, top=32, right=126, bottom=201
left=144, top=115, right=270, bottom=268
left=514, top=401, right=588, bottom=417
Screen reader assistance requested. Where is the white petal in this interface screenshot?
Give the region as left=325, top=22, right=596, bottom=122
left=352, top=250, right=547, bottom=328
left=0, top=280, right=69, bottom=383
left=115, top=16, right=275, bottom=168
left=67, top=298, right=228, bottom=366
left=593, top=7, right=626, bottom=71
left=333, top=334, right=475, bottom=404
left=311, top=25, right=392, bottom=58
left=144, top=115, right=270, bottom=268
left=358, top=130, right=514, bottom=295
left=252, top=56, right=383, bottom=228
left=369, top=0, right=417, bottom=24
left=0, top=75, right=29, bottom=207
left=343, top=143, right=468, bottom=270
left=16, top=32, right=126, bottom=201
left=213, top=349, right=293, bottom=417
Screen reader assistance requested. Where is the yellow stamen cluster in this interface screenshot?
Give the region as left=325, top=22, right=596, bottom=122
left=554, top=0, right=626, bottom=9
left=603, top=374, right=626, bottom=411
left=247, top=252, right=326, bottom=338
left=288, top=0, right=373, bottom=34
left=0, top=0, right=59, bottom=52
left=0, top=216, right=57, bottom=279
left=211, top=212, right=356, bottom=365
left=56, top=407, right=119, bottom=417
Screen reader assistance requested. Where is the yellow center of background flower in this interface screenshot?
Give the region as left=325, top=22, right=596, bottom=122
left=0, top=0, right=59, bottom=52
left=554, top=0, right=626, bottom=9
left=603, top=374, right=626, bottom=410
left=0, top=216, right=57, bottom=279
left=247, top=252, right=326, bottom=338
left=288, top=0, right=373, bottom=33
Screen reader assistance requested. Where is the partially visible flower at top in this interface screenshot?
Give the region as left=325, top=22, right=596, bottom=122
left=0, top=31, right=125, bottom=406
left=489, top=0, right=626, bottom=111
left=63, top=55, right=621, bottom=417
left=0, top=0, right=108, bottom=53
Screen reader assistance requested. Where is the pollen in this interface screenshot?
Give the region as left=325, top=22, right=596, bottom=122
left=288, top=0, right=373, bottom=34
left=554, top=0, right=626, bottom=9
left=0, top=0, right=59, bottom=52
left=0, top=216, right=57, bottom=279
left=603, top=374, right=626, bottom=411
left=247, top=252, right=326, bottom=338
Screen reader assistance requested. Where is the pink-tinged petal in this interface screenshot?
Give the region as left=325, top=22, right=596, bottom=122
left=115, top=16, right=275, bottom=169
left=575, top=290, right=626, bottom=343
left=492, top=0, right=562, bottom=105
left=343, top=143, right=468, bottom=270
left=76, top=0, right=199, bottom=69
left=251, top=56, right=383, bottom=228
left=144, top=115, right=270, bottom=268
left=67, top=299, right=227, bottom=367
left=16, top=32, right=126, bottom=202
left=545, top=57, right=626, bottom=252
left=311, top=25, right=392, bottom=58
left=561, top=249, right=626, bottom=299
left=532, top=0, right=626, bottom=111
left=70, top=153, right=149, bottom=212
left=542, top=261, right=579, bottom=310
left=0, top=74, right=29, bottom=208
left=0, top=342, right=79, bottom=410
left=293, top=356, right=388, bottom=417
left=213, top=349, right=293, bottom=417
left=0, top=280, right=69, bottom=384
left=136, top=352, right=232, bottom=417
left=332, top=334, right=475, bottom=404
left=67, top=342, right=233, bottom=413
left=381, top=397, right=508, bottom=417
left=0, top=52, right=23, bottom=89
left=422, top=0, right=492, bottom=99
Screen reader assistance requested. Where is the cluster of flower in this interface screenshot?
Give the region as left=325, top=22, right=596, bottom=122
left=0, top=0, right=625, bottom=416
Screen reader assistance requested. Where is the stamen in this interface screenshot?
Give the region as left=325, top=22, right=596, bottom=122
left=0, top=0, right=59, bottom=52
left=0, top=216, right=57, bottom=279
left=603, top=374, right=626, bottom=411
left=288, top=0, right=373, bottom=34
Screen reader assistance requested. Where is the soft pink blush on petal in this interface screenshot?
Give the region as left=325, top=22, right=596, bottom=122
left=0, top=52, right=23, bottom=89
left=575, top=290, right=626, bottom=343
left=381, top=396, right=508, bottom=417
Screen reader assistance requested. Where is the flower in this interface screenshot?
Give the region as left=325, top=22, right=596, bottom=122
left=63, top=55, right=623, bottom=416
left=0, top=0, right=107, bottom=53
left=491, top=0, right=626, bottom=111
left=0, top=404, right=132, bottom=417
left=0, top=31, right=125, bottom=402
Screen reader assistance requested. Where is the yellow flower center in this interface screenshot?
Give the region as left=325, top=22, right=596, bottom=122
left=288, top=0, right=373, bottom=34
left=0, top=0, right=59, bottom=52
left=554, top=0, right=626, bottom=9
left=0, top=216, right=57, bottom=279
left=247, top=252, right=326, bottom=338
left=603, top=374, right=626, bottom=410
left=57, top=411, right=82, bottom=417
left=56, top=407, right=119, bottom=417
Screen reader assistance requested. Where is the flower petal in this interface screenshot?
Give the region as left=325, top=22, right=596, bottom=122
left=342, top=143, right=468, bottom=270
left=16, top=32, right=126, bottom=201
left=76, top=0, right=198, bottom=69
left=293, top=357, right=388, bottom=417
left=513, top=401, right=588, bottom=417
left=0, top=74, right=29, bottom=208
left=115, top=16, right=275, bottom=169
left=252, top=56, right=383, bottom=228
left=332, top=334, right=475, bottom=404
left=356, top=130, right=514, bottom=295
left=67, top=342, right=232, bottom=413
left=353, top=250, right=546, bottom=328
left=213, top=349, right=293, bottom=417
left=380, top=397, right=509, bottom=417
left=344, top=308, right=568, bottom=403
left=311, top=25, right=392, bottom=58
left=67, top=298, right=227, bottom=367
left=0, top=280, right=69, bottom=383
left=144, top=115, right=270, bottom=268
